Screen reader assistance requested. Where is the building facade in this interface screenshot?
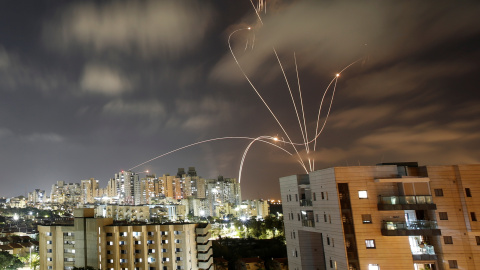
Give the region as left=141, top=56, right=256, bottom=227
left=38, top=209, right=213, bottom=270
left=280, top=163, right=480, bottom=270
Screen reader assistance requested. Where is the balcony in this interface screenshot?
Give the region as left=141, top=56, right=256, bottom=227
left=381, top=221, right=441, bottom=236
left=198, top=256, right=213, bottom=270
left=411, top=244, right=437, bottom=261
left=378, top=195, right=436, bottom=211
left=300, top=199, right=312, bottom=207
left=196, top=234, right=210, bottom=244
left=301, top=219, right=315, bottom=227
left=197, top=249, right=213, bottom=261
left=197, top=243, right=212, bottom=252
left=195, top=224, right=211, bottom=235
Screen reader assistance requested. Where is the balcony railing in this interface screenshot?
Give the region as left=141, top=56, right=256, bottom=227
left=378, top=196, right=436, bottom=210
left=301, top=219, right=315, bottom=227
left=381, top=220, right=441, bottom=236
left=379, top=195, right=434, bottom=205
left=300, top=199, right=312, bottom=207
left=383, top=220, right=438, bottom=230
left=412, top=244, right=437, bottom=260
left=411, top=244, right=435, bottom=255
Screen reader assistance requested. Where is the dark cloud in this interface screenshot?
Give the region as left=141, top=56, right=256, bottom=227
left=43, top=0, right=214, bottom=58
left=80, top=63, right=133, bottom=95
left=0, top=0, right=479, bottom=199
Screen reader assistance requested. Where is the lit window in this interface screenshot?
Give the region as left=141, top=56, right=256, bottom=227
left=365, top=239, right=376, bottom=249
left=368, top=264, right=380, bottom=270
left=358, top=191, right=368, bottom=199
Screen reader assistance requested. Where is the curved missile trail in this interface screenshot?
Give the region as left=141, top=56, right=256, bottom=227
left=312, top=76, right=339, bottom=171
left=128, top=136, right=293, bottom=172
left=238, top=136, right=281, bottom=183
left=313, top=76, right=338, bottom=152
left=228, top=28, right=309, bottom=173
left=312, top=58, right=363, bottom=148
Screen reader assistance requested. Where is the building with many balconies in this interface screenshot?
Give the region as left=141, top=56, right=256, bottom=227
left=38, top=208, right=213, bottom=270
left=280, top=163, right=480, bottom=270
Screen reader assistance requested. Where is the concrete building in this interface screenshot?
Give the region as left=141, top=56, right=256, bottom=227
left=205, top=176, right=242, bottom=217
left=38, top=208, right=213, bottom=270
left=80, top=178, right=99, bottom=204
left=50, top=181, right=81, bottom=205
left=280, top=163, right=480, bottom=270
left=28, top=189, right=45, bottom=204
left=95, top=204, right=151, bottom=222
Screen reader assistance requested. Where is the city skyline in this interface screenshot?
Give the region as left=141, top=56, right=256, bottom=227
left=1, top=1, right=480, bottom=199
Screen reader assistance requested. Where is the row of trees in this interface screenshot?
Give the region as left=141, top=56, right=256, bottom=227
left=234, top=215, right=284, bottom=239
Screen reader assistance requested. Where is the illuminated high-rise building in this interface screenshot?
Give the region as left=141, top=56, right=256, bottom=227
left=80, top=178, right=99, bottom=204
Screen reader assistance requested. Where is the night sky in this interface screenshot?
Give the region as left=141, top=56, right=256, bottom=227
left=1, top=0, right=479, bottom=199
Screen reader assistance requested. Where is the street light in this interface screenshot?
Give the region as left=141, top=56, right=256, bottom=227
left=30, top=245, right=33, bottom=268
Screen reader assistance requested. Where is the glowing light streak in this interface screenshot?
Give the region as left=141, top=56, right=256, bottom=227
left=312, top=77, right=338, bottom=171
left=273, top=48, right=311, bottom=171
left=238, top=136, right=285, bottom=183
left=313, top=76, right=337, bottom=152
left=228, top=28, right=308, bottom=173
left=294, top=52, right=309, bottom=154
left=128, top=136, right=292, bottom=171
left=249, top=0, right=264, bottom=25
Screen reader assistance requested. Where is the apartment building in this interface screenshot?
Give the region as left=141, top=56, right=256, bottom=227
left=280, top=163, right=480, bottom=270
left=38, top=208, right=213, bottom=270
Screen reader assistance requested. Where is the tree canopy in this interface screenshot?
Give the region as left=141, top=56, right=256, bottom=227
left=0, top=251, right=23, bottom=270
